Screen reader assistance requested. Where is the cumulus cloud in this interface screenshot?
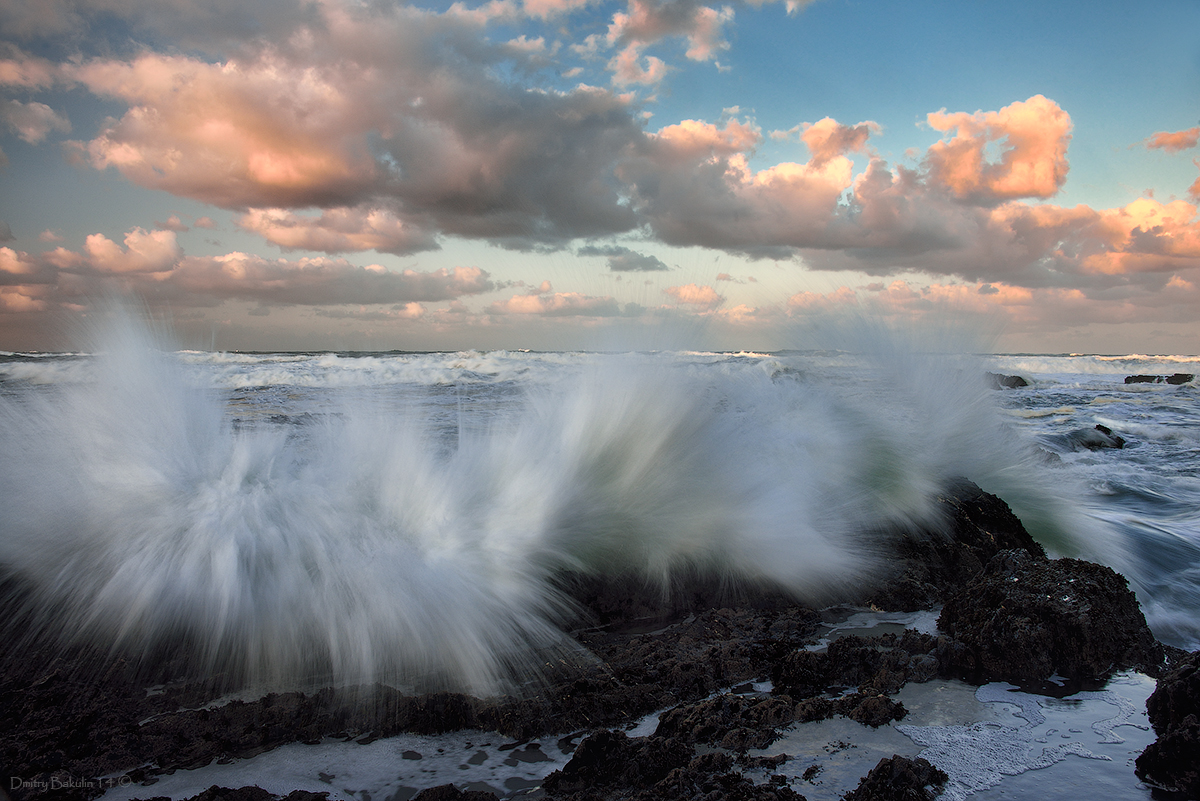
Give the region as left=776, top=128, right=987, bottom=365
left=84, top=228, right=182, bottom=274
left=154, top=215, right=189, bottom=232
left=58, top=4, right=646, bottom=249
left=664, top=282, right=723, bottom=307
left=923, top=95, right=1071, bottom=204
left=68, top=51, right=382, bottom=209
left=0, top=49, right=60, bottom=88
left=1143, top=127, right=1200, bottom=153
left=523, top=0, right=596, bottom=18
left=577, top=243, right=669, bottom=270
left=799, top=117, right=878, bottom=165
left=4, top=0, right=1193, bottom=335
left=488, top=288, right=624, bottom=315
left=619, top=115, right=856, bottom=253
left=167, top=256, right=492, bottom=306
left=237, top=207, right=438, bottom=255
left=607, top=0, right=735, bottom=63
left=0, top=224, right=496, bottom=313
left=0, top=246, right=56, bottom=284
left=1, top=99, right=70, bottom=143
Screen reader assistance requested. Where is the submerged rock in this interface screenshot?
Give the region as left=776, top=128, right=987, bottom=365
left=1052, top=423, right=1126, bottom=451
left=937, top=550, right=1163, bottom=683
left=1136, top=649, right=1200, bottom=796
left=985, top=372, right=1029, bottom=389
left=1125, top=373, right=1194, bottom=385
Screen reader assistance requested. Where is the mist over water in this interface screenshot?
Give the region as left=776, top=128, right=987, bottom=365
left=1, top=310, right=1183, bottom=695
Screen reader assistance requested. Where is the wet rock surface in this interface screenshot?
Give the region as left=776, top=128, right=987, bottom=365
left=859, top=478, right=1045, bottom=611
left=938, top=549, right=1167, bottom=684
left=841, top=755, right=947, bottom=801
left=0, top=480, right=1178, bottom=801
left=1135, top=649, right=1200, bottom=796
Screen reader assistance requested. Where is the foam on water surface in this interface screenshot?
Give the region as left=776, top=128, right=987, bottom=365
left=99, top=729, right=574, bottom=801
left=99, top=671, right=1158, bottom=801
left=745, top=672, right=1157, bottom=801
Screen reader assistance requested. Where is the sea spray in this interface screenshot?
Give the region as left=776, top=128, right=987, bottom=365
left=0, top=312, right=1118, bottom=693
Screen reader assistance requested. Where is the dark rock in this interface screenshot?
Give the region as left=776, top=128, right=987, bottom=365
left=842, top=755, right=947, bottom=801
left=862, top=479, right=1046, bottom=610
left=147, top=789, right=332, bottom=801
left=555, top=570, right=795, bottom=632
left=0, top=479, right=1170, bottom=801
left=845, top=694, right=906, bottom=728
left=1050, top=424, right=1126, bottom=451
left=1145, top=649, right=1200, bottom=733
left=541, top=730, right=693, bottom=795
left=541, top=729, right=809, bottom=800
left=1136, top=650, right=1200, bottom=796
left=938, top=550, right=1162, bottom=683
left=173, top=789, right=275, bottom=801
left=770, top=651, right=829, bottom=699
left=772, top=631, right=940, bottom=700
left=654, top=694, right=797, bottom=751
left=985, top=372, right=1029, bottom=389
left=1125, top=374, right=1194, bottom=385
left=636, top=752, right=808, bottom=801
left=412, top=785, right=499, bottom=801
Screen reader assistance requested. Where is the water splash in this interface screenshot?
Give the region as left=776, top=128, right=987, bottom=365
left=0, top=311, right=1100, bottom=694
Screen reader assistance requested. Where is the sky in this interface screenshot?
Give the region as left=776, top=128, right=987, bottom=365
left=0, top=0, right=1198, bottom=353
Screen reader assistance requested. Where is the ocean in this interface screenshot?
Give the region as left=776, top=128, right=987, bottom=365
left=0, top=318, right=1197, bottom=799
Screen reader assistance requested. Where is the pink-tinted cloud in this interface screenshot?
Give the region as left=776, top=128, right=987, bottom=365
left=167, top=256, right=492, bottom=307
left=615, top=96, right=1200, bottom=301
left=0, top=246, right=56, bottom=284
left=53, top=3, right=646, bottom=250
left=1143, top=127, right=1200, bottom=153
left=2, top=99, right=70, bottom=143
left=0, top=225, right=496, bottom=313
left=237, top=207, right=437, bottom=255
left=0, top=50, right=60, bottom=88
left=607, top=45, right=671, bottom=86
left=488, top=288, right=623, bottom=315
left=924, top=95, right=1071, bottom=204
left=620, top=115, right=855, bottom=253
left=83, top=228, right=181, bottom=274
left=607, top=0, right=734, bottom=63
left=154, top=215, right=189, bottom=232
left=0, top=288, right=50, bottom=313
left=800, top=117, right=879, bottom=166
left=523, top=0, right=595, bottom=18
left=664, top=282, right=723, bottom=307
left=68, top=52, right=381, bottom=209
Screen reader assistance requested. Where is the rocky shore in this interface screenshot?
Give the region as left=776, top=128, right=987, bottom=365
left=2, top=480, right=1195, bottom=801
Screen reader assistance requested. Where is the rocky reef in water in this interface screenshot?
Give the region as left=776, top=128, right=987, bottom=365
left=1, top=480, right=1194, bottom=801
